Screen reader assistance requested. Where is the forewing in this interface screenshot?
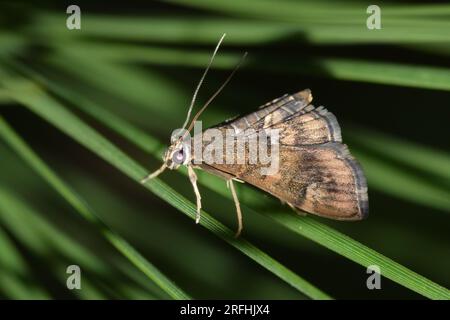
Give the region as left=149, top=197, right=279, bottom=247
left=218, top=89, right=342, bottom=145
left=272, top=105, right=342, bottom=145
left=201, top=143, right=368, bottom=220
left=216, top=89, right=312, bottom=134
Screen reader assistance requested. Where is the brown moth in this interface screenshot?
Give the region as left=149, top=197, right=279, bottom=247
left=141, top=35, right=368, bottom=236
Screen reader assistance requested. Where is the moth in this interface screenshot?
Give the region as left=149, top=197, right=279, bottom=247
left=141, top=34, right=368, bottom=237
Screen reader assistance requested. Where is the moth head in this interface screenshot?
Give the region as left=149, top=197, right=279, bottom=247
left=164, top=139, right=191, bottom=170
left=140, top=137, right=191, bottom=184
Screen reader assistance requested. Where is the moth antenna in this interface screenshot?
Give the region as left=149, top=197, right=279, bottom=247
left=186, top=51, right=248, bottom=133
left=181, top=33, right=227, bottom=131
left=140, top=163, right=167, bottom=184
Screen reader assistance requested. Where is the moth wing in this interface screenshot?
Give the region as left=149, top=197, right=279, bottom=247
left=283, top=143, right=368, bottom=220
left=199, top=89, right=367, bottom=219
left=201, top=143, right=368, bottom=220
left=216, top=89, right=312, bottom=133
left=218, top=90, right=342, bottom=145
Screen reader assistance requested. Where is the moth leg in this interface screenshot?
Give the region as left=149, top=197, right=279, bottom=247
left=287, top=202, right=307, bottom=216
left=188, top=165, right=202, bottom=224
left=140, top=163, right=167, bottom=184
left=227, top=179, right=243, bottom=238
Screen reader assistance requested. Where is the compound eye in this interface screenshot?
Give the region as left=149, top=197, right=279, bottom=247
left=172, top=148, right=186, bottom=164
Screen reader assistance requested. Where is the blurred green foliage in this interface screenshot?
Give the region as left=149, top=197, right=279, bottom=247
left=0, top=0, right=449, bottom=299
